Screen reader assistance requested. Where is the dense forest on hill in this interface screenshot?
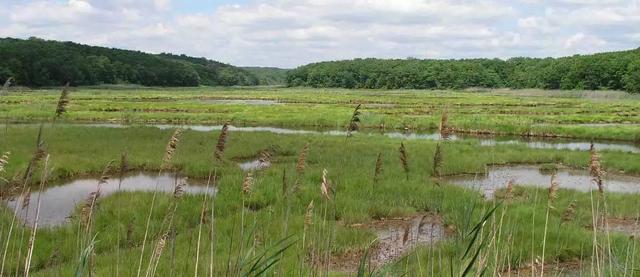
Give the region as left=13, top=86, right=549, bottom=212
left=242, top=67, right=289, bottom=85
left=287, top=48, right=640, bottom=93
left=0, top=37, right=258, bottom=87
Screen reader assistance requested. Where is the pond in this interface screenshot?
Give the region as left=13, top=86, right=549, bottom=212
left=4, top=173, right=214, bottom=227
left=443, top=165, right=640, bottom=199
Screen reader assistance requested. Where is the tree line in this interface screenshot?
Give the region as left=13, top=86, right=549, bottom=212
left=0, top=37, right=259, bottom=87
left=286, top=48, right=640, bottom=93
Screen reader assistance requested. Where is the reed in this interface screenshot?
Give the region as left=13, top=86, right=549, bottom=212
left=320, top=168, right=330, bottom=200
left=292, top=143, right=309, bottom=192
left=562, top=201, right=577, bottom=223
left=22, top=125, right=46, bottom=184
left=373, top=152, right=383, bottom=187
left=347, top=103, right=362, bottom=138
left=540, top=174, right=558, bottom=275
left=54, top=83, right=71, bottom=119
left=229, top=171, right=254, bottom=275
left=589, top=144, right=614, bottom=274
left=148, top=177, right=186, bottom=277
left=1, top=77, right=13, bottom=95
left=0, top=151, right=9, bottom=177
left=589, top=143, right=606, bottom=193
left=399, top=142, right=409, bottom=180
left=432, top=143, right=443, bottom=178
left=439, top=107, right=451, bottom=140
left=1, top=128, right=46, bottom=277
left=193, top=181, right=208, bottom=276
left=137, top=129, right=183, bottom=277
left=116, top=152, right=128, bottom=277
left=214, top=123, right=229, bottom=162
left=299, top=200, right=314, bottom=275
left=23, top=155, right=50, bottom=277
left=161, top=129, right=183, bottom=170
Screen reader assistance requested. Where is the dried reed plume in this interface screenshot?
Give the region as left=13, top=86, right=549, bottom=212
left=82, top=162, right=112, bottom=227
left=54, top=82, right=71, bottom=118
left=347, top=103, right=362, bottom=137
left=214, top=123, right=229, bottom=161
left=504, top=179, right=514, bottom=200
left=439, top=107, right=451, bottom=139
left=399, top=142, right=409, bottom=180
left=304, top=200, right=314, bottom=228
left=296, top=143, right=309, bottom=176
left=0, top=151, right=10, bottom=175
left=146, top=232, right=169, bottom=277
left=541, top=174, right=559, bottom=274
left=242, top=172, right=254, bottom=195
left=548, top=174, right=559, bottom=206
left=81, top=191, right=101, bottom=226
left=432, top=143, right=443, bottom=178
left=21, top=187, right=31, bottom=210
left=173, top=181, right=185, bottom=199
left=562, top=201, right=577, bottom=223
left=161, top=129, right=183, bottom=170
left=292, top=143, right=309, bottom=192
left=1, top=77, right=13, bottom=94
left=589, top=143, right=606, bottom=193
left=118, top=152, right=129, bottom=186
left=373, top=153, right=383, bottom=185
left=258, top=149, right=272, bottom=165
left=320, top=168, right=331, bottom=200
left=98, top=161, right=114, bottom=185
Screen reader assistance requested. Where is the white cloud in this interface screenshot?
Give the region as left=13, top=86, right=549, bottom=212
left=564, top=32, right=607, bottom=52
left=1, top=0, right=639, bottom=67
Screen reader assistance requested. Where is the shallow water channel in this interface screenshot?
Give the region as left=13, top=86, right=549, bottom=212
left=443, top=165, right=640, bottom=199
left=4, top=173, right=213, bottom=227
left=74, top=123, right=640, bottom=154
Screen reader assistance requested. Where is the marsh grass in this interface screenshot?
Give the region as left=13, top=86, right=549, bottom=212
left=1, top=124, right=640, bottom=275
left=5, top=87, right=640, bottom=141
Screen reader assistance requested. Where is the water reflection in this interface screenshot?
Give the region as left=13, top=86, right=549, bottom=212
left=5, top=173, right=213, bottom=227
left=444, top=165, right=640, bottom=199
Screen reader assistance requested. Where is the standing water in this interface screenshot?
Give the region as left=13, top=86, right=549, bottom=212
left=444, top=165, right=640, bottom=199
left=5, top=173, right=213, bottom=227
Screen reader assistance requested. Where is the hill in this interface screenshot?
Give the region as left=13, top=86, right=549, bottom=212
left=0, top=37, right=258, bottom=87
left=242, top=67, right=289, bottom=85
left=287, top=48, right=640, bottom=93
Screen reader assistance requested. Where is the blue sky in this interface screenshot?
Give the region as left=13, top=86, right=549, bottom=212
left=172, top=0, right=249, bottom=13
left=1, top=0, right=639, bottom=68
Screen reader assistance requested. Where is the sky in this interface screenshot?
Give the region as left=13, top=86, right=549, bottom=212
left=0, top=0, right=639, bottom=68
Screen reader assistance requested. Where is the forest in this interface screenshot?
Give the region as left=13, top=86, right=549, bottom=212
left=0, top=37, right=259, bottom=87
left=286, top=48, right=640, bottom=93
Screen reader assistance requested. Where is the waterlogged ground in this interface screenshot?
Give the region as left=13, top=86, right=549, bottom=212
left=2, top=87, right=640, bottom=141
left=6, top=122, right=640, bottom=154
left=1, top=88, right=640, bottom=275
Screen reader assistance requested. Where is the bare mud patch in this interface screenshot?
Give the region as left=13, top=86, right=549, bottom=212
left=606, top=218, right=640, bottom=236
left=325, top=214, right=451, bottom=272
left=503, top=259, right=583, bottom=276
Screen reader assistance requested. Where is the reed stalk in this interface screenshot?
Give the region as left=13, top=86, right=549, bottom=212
left=23, top=155, right=50, bottom=277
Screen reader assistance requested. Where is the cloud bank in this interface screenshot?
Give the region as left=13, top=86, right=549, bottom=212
left=1, top=0, right=639, bottom=67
